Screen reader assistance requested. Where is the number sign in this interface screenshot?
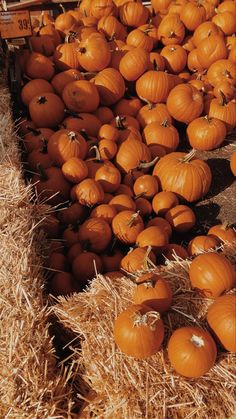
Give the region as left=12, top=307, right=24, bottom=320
left=0, top=10, right=32, bottom=39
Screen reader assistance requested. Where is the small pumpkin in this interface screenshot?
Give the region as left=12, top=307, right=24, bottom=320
left=207, top=294, right=236, bottom=352
left=29, top=93, right=65, bottom=129
left=188, top=235, right=220, bottom=256
left=23, top=127, right=54, bottom=153
left=32, top=166, right=71, bottom=206
left=136, top=226, right=169, bottom=254
left=62, top=80, right=100, bottom=113
left=25, top=52, right=55, bottom=80
left=74, top=178, right=104, bottom=206
left=62, top=157, right=89, bottom=183
left=143, top=120, right=180, bottom=153
left=160, top=44, right=187, bottom=74
left=146, top=217, right=172, bottom=239
left=119, top=1, right=149, bottom=27
left=186, top=116, right=226, bottom=151
left=119, top=47, right=149, bottom=81
left=95, top=161, right=121, bottom=192
left=120, top=246, right=156, bottom=273
left=161, top=243, right=189, bottom=261
left=90, top=204, right=117, bottom=224
left=135, top=197, right=153, bottom=218
left=167, top=327, right=217, bottom=378
left=133, top=272, right=172, bottom=313
left=112, top=210, right=144, bottom=245
left=115, top=138, right=153, bottom=174
left=48, top=129, right=88, bottom=166
left=72, top=252, right=103, bottom=284
left=157, top=13, right=185, bottom=46
left=114, top=304, right=164, bottom=359
left=152, top=191, right=179, bottom=216
left=189, top=252, right=236, bottom=298
left=93, top=67, right=126, bottom=105
left=109, top=194, right=136, bottom=212
left=78, top=217, right=112, bottom=253
left=166, top=84, right=204, bottom=124
left=133, top=175, right=159, bottom=200
left=165, top=205, right=196, bottom=233
left=21, top=79, right=54, bottom=107
left=58, top=202, right=87, bottom=225
left=180, top=1, right=206, bottom=32
left=207, top=223, right=236, bottom=243
left=78, top=33, right=111, bottom=71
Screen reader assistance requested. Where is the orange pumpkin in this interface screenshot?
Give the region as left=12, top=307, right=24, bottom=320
left=93, top=67, right=126, bottom=105
left=62, top=157, right=88, bottom=183
left=72, top=252, right=103, bottom=284
left=78, top=33, right=111, bottom=71
left=29, top=93, right=65, bottom=128
left=21, top=79, right=54, bottom=107
left=136, top=226, right=169, bottom=254
left=166, top=84, right=204, bottom=124
left=109, top=194, right=136, bottom=212
left=78, top=217, right=112, bottom=253
left=90, top=204, right=117, bottom=224
left=143, top=120, right=180, bottom=153
left=112, top=210, right=144, bottom=244
left=74, top=178, right=104, bottom=206
left=186, top=116, right=226, bottom=151
left=152, top=191, right=179, bottom=216
left=120, top=246, right=156, bottom=273
left=207, top=223, right=236, bottom=243
left=188, top=235, right=220, bottom=256
left=133, top=272, right=172, bottom=313
left=165, top=205, right=196, bottom=233
left=62, top=80, right=100, bottom=113
left=48, top=129, right=88, bottom=166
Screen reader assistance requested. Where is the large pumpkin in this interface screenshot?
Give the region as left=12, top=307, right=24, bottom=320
left=153, top=151, right=212, bottom=202
left=47, top=129, right=88, bottom=166
left=207, top=294, right=236, bottom=352
left=186, top=116, right=226, bottom=151
left=62, top=80, right=100, bottom=113
left=114, top=304, right=164, bottom=359
left=189, top=252, right=236, bottom=298
left=93, top=67, right=126, bottom=105
left=78, top=33, right=111, bottom=71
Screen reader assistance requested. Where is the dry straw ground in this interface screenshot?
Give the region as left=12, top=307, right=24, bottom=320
left=0, top=77, right=74, bottom=418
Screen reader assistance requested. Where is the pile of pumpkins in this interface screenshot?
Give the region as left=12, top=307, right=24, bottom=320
left=17, top=0, right=236, bottom=376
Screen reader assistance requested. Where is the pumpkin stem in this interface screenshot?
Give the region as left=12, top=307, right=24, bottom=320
left=80, top=129, right=89, bottom=140
left=139, top=97, right=155, bottom=109
left=89, top=145, right=102, bottom=162
left=219, top=90, right=227, bottom=106
left=168, top=31, right=176, bottom=38
left=179, top=149, right=196, bottom=163
left=221, top=221, right=229, bottom=230
left=202, top=115, right=213, bottom=123
left=190, top=334, right=205, bottom=347
left=59, top=3, right=66, bottom=13
left=37, top=96, right=47, bottom=105
left=143, top=246, right=157, bottom=271
left=153, top=59, right=159, bottom=72
left=37, top=163, right=48, bottom=181
left=68, top=131, right=77, bottom=141
left=161, top=119, right=169, bottom=127
left=65, top=31, right=77, bottom=43
left=127, top=211, right=140, bottom=227
left=41, top=138, right=48, bottom=154
left=79, top=47, right=87, bottom=54
left=115, top=115, right=126, bottom=130
left=138, top=156, right=159, bottom=170
left=133, top=310, right=160, bottom=331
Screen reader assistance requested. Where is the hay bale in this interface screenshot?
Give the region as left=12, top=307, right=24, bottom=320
left=0, top=76, right=74, bottom=417
left=54, top=249, right=236, bottom=418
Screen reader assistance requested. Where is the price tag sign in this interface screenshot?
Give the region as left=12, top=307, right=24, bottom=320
left=0, top=10, right=32, bottom=39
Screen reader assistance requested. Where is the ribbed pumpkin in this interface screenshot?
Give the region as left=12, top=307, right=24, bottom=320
left=93, top=67, right=126, bottom=105
left=208, top=95, right=236, bottom=132
left=78, top=33, right=111, bottom=71
left=165, top=204, right=196, bottom=233
left=133, top=272, right=172, bottom=313
left=62, top=80, right=100, bottom=113
left=136, top=226, right=169, bottom=254
left=207, top=59, right=236, bottom=87
left=25, top=52, right=55, bottom=80
left=186, top=116, right=226, bottom=151
left=160, top=45, right=187, bottom=74
left=112, top=210, right=144, bottom=244
left=196, top=34, right=228, bottom=69
left=137, top=103, right=172, bottom=129
left=120, top=247, right=156, bottom=273
left=51, top=69, right=84, bottom=96
left=119, top=47, right=149, bottom=81
left=53, top=40, right=81, bottom=71
left=133, top=175, right=159, bottom=199
left=188, top=235, right=220, bottom=256
left=152, top=191, right=179, bottom=216
left=126, top=28, right=154, bottom=52
left=90, top=0, right=117, bottom=19
left=116, top=138, right=153, bottom=174
left=153, top=151, right=212, bottom=202
left=74, top=178, right=104, bottom=206
left=62, top=157, right=89, bottom=183
left=180, top=1, right=206, bottom=31
left=189, top=252, right=236, bottom=298
left=207, top=294, right=236, bottom=352
left=97, top=15, right=126, bottom=40
left=212, top=11, right=236, bottom=36
left=119, top=1, right=149, bottom=27
left=166, top=84, right=204, bottom=124
left=157, top=13, right=185, bottom=45
left=192, top=21, right=224, bottom=47
left=47, top=129, right=87, bottom=166
left=136, top=70, right=173, bottom=104
left=78, top=217, right=112, bottom=253
left=143, top=120, right=179, bottom=153
left=207, top=223, right=236, bottom=243
left=32, top=166, right=71, bottom=206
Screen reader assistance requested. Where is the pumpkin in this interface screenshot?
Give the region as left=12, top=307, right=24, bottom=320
left=78, top=217, right=112, bottom=253
left=98, top=15, right=126, bottom=40
left=98, top=124, right=119, bottom=142
left=208, top=94, right=236, bottom=132
left=32, top=166, right=71, bottom=206
left=152, top=0, right=172, bottom=12
left=94, top=106, right=114, bottom=123
left=157, top=13, right=185, bottom=46
left=23, top=127, right=54, bottom=153
left=160, top=45, right=187, bottom=74
left=101, top=248, right=124, bottom=272
left=152, top=191, right=179, bottom=216
left=133, top=272, right=172, bottom=313
left=21, top=79, right=54, bottom=107
left=230, top=151, right=236, bottom=176
left=51, top=69, right=84, bottom=96
left=46, top=252, right=68, bottom=273
left=72, top=252, right=103, bottom=284
left=136, top=226, right=169, bottom=254
left=62, top=113, right=102, bottom=137
left=120, top=246, right=156, bottom=273
left=167, top=327, right=217, bottom=378
left=63, top=224, right=80, bottom=248
left=47, top=129, right=87, bottom=166
left=188, top=235, right=220, bottom=256
left=109, top=194, right=136, bottom=212
left=146, top=217, right=172, bottom=239
left=161, top=243, right=189, bottom=261
left=207, top=223, right=236, bottom=243
left=113, top=96, right=142, bottom=117
left=39, top=23, right=61, bottom=47
left=126, top=28, right=154, bottom=52
left=133, top=175, right=159, bottom=200
left=55, top=10, right=76, bottom=37
left=110, top=118, right=142, bottom=144
left=135, top=197, right=152, bottom=218
left=27, top=142, right=52, bottom=171
left=207, top=59, right=236, bottom=87
left=196, top=34, right=228, bottom=69
left=58, top=202, right=87, bottom=225
left=123, top=170, right=143, bottom=188
left=148, top=52, right=166, bottom=72
left=180, top=1, right=206, bottom=31
left=95, top=161, right=121, bottom=192
left=62, top=80, right=100, bottom=113
left=90, top=0, right=117, bottom=19
left=153, top=151, right=212, bottom=202
left=136, top=70, right=173, bottom=104
left=187, top=48, right=205, bottom=73
left=53, top=39, right=81, bottom=71
left=217, top=1, right=236, bottom=13
left=25, top=52, right=55, bottom=80
left=30, top=33, right=55, bottom=56
left=186, top=116, right=226, bottom=151
left=207, top=294, right=236, bottom=352
left=78, top=34, right=111, bottom=71
left=119, top=48, right=149, bottom=82
left=166, top=84, right=204, bottom=124
left=189, top=252, right=236, bottom=298
left=143, top=120, right=180, bottom=153
left=139, top=23, right=159, bottom=48
left=62, top=157, right=89, bottom=183
left=29, top=93, right=65, bottom=128
left=137, top=103, right=172, bottom=129
left=93, top=67, right=126, bottom=105
left=114, top=304, right=164, bottom=359
left=67, top=242, right=83, bottom=264
left=74, top=178, right=104, bottom=206
left=212, top=11, right=236, bottom=36
left=112, top=210, right=144, bottom=244
left=165, top=205, right=196, bottom=233
left=168, top=0, right=188, bottom=15
left=97, top=139, right=118, bottom=160
left=115, top=138, right=153, bottom=174
left=192, top=21, right=223, bottom=47
left=119, top=1, right=149, bottom=27
left=116, top=184, right=133, bottom=196
left=90, top=204, right=117, bottom=224
left=213, top=81, right=236, bottom=102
